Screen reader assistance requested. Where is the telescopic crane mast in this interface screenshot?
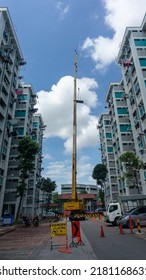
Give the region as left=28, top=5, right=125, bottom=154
left=64, top=51, right=83, bottom=211
left=72, top=51, right=78, bottom=201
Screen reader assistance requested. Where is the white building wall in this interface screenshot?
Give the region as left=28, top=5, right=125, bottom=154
left=61, top=183, right=99, bottom=195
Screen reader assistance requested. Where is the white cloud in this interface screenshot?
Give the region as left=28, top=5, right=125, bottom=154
left=37, top=76, right=98, bottom=153
left=45, top=161, right=71, bottom=179
left=82, top=0, right=146, bottom=70
left=43, top=160, right=72, bottom=192
left=43, top=156, right=96, bottom=193
left=43, top=153, right=53, bottom=160
left=64, top=115, right=98, bottom=153
left=55, top=1, right=69, bottom=19
left=77, top=156, right=94, bottom=180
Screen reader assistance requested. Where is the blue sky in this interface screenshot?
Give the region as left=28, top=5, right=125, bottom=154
left=1, top=0, right=146, bottom=193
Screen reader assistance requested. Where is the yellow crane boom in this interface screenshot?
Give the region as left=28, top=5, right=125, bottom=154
left=72, top=51, right=77, bottom=201
left=64, top=52, right=84, bottom=211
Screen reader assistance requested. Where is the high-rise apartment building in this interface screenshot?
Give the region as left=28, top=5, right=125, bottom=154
left=117, top=13, right=146, bottom=196
left=98, top=14, right=146, bottom=204
left=0, top=8, right=25, bottom=217
left=2, top=84, right=45, bottom=218
left=0, top=8, right=45, bottom=218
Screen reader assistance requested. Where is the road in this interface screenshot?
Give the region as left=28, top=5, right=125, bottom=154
left=81, top=219, right=146, bottom=260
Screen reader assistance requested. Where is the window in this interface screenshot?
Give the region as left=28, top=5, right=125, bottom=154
left=16, top=128, right=24, bottom=136
left=33, top=122, right=38, bottom=128
left=120, top=124, right=131, bottom=132
left=115, top=92, right=124, bottom=98
left=109, top=205, right=118, bottom=213
left=106, top=133, right=112, bottom=139
left=134, top=39, right=146, bottom=46
left=134, top=207, right=146, bottom=214
left=32, top=135, right=37, bottom=141
left=139, top=58, right=146, bottom=67
left=117, top=108, right=128, bottom=115
left=107, top=147, right=113, bottom=152
left=104, top=120, right=110, bottom=125
left=17, top=94, right=28, bottom=101
left=15, top=110, right=26, bottom=117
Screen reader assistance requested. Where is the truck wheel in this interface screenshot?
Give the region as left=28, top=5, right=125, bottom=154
left=112, top=217, right=119, bottom=226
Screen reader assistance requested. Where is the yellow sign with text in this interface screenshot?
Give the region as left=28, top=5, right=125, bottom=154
left=51, top=222, right=67, bottom=237
left=64, top=201, right=81, bottom=210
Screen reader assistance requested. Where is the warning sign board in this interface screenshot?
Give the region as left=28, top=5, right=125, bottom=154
left=71, top=221, right=80, bottom=238
left=64, top=201, right=80, bottom=210
left=51, top=222, right=67, bottom=237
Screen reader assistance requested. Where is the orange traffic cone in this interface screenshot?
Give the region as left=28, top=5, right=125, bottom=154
left=119, top=224, right=124, bottom=234
left=99, top=215, right=102, bottom=220
left=100, top=225, right=105, bottom=237
left=92, top=217, right=97, bottom=222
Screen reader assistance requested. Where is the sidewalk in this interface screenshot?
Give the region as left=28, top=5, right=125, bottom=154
left=0, top=220, right=97, bottom=260
left=28, top=220, right=97, bottom=260
left=0, top=226, right=15, bottom=236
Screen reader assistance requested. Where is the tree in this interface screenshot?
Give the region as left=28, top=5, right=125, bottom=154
left=37, top=177, right=57, bottom=210
left=38, top=177, right=57, bottom=194
left=53, top=192, right=59, bottom=203
left=92, top=164, right=108, bottom=207
left=16, top=136, right=39, bottom=218
left=92, top=164, right=108, bottom=185
left=120, top=151, right=144, bottom=193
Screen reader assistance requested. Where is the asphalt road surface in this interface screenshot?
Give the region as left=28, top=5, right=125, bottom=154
left=80, top=219, right=146, bottom=260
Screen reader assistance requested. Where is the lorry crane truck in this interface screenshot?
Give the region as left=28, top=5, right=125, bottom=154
left=64, top=51, right=84, bottom=212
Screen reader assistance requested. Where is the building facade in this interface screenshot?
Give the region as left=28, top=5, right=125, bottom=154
left=98, top=14, right=146, bottom=205
left=0, top=8, right=45, bottom=218
left=0, top=8, right=25, bottom=217
left=61, top=183, right=99, bottom=195
left=2, top=84, right=45, bottom=218
left=61, top=183, right=100, bottom=211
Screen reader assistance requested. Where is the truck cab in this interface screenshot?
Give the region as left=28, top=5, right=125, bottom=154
left=105, top=202, right=122, bottom=226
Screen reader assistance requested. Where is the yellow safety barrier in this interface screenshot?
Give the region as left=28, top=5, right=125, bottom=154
left=56, top=212, right=104, bottom=219
left=136, top=218, right=141, bottom=233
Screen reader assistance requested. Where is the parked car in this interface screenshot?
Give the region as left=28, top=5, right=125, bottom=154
left=69, top=210, right=86, bottom=221
left=117, top=206, right=146, bottom=228
left=95, top=208, right=106, bottom=215
left=42, top=211, right=59, bottom=222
